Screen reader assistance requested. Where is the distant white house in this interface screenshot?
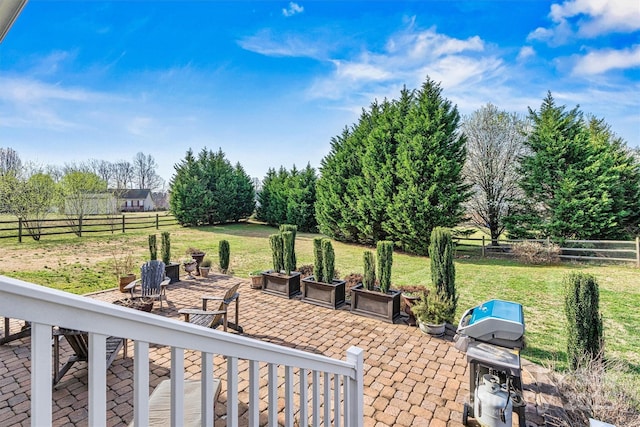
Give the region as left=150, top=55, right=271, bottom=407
left=120, top=189, right=156, bottom=212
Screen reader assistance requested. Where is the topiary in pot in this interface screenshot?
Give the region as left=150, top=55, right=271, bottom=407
left=269, top=233, right=284, bottom=273
left=219, top=240, right=230, bottom=273
left=321, top=238, right=335, bottom=285
left=429, top=227, right=457, bottom=322
left=282, top=231, right=295, bottom=275
left=161, top=232, right=171, bottom=265
left=200, top=257, right=213, bottom=278
left=263, top=230, right=300, bottom=298
left=148, top=234, right=157, bottom=261
left=313, top=237, right=324, bottom=283
left=377, top=240, right=393, bottom=294
left=412, top=290, right=455, bottom=336
left=363, top=250, right=376, bottom=290
left=279, top=224, right=297, bottom=269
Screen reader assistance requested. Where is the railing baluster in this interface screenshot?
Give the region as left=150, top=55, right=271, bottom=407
left=201, top=352, right=214, bottom=427
left=227, top=356, right=239, bottom=427
left=133, top=341, right=150, bottom=427
left=299, top=368, right=308, bottom=427
left=334, top=374, right=341, bottom=427
left=88, top=333, right=107, bottom=427
left=268, top=364, right=278, bottom=426
left=312, top=370, right=320, bottom=427
left=171, top=347, right=185, bottom=427
left=31, top=323, right=52, bottom=426
left=249, top=360, right=260, bottom=427
left=323, top=372, right=331, bottom=426
left=346, top=347, right=364, bottom=427
left=285, top=365, right=294, bottom=427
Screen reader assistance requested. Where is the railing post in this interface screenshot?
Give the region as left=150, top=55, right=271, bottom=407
left=122, top=215, right=126, bottom=233
left=345, top=346, right=363, bottom=427
left=31, top=323, right=52, bottom=426
left=636, top=236, right=639, bottom=268
left=88, top=333, right=107, bottom=427
left=18, top=218, right=22, bottom=243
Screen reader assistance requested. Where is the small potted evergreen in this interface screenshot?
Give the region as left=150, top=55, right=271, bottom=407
left=411, top=291, right=455, bottom=336
left=161, top=232, right=180, bottom=283
left=350, top=241, right=401, bottom=323
left=200, top=258, right=212, bottom=278
left=218, top=240, right=230, bottom=274
left=302, top=237, right=346, bottom=309
left=261, top=224, right=301, bottom=298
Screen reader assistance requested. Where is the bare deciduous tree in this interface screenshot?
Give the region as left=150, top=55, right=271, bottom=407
left=0, top=147, right=22, bottom=177
left=88, top=159, right=114, bottom=187
left=461, top=104, right=529, bottom=245
left=112, top=161, right=134, bottom=190
left=132, top=152, right=162, bottom=190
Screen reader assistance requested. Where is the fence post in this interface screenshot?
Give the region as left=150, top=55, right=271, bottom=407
left=122, top=215, right=125, bottom=233
left=78, top=217, right=82, bottom=237
left=481, top=236, right=485, bottom=258
left=156, top=214, right=159, bottom=230
left=636, top=237, right=639, bottom=268
left=18, top=218, right=22, bottom=243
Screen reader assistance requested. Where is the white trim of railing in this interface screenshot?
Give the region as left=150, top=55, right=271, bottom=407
left=0, top=276, right=364, bottom=427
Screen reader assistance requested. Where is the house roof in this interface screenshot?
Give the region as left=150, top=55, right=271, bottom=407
left=120, top=189, right=151, bottom=199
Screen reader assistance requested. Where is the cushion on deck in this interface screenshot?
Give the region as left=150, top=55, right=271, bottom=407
left=128, top=378, right=221, bottom=427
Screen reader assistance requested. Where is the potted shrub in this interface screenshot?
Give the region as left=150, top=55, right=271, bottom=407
left=411, top=290, right=455, bottom=336
left=200, top=258, right=212, bottom=278
left=218, top=240, right=230, bottom=274
left=186, top=247, right=206, bottom=275
left=350, top=241, right=401, bottom=323
left=112, top=251, right=136, bottom=293
left=261, top=224, right=301, bottom=298
left=429, top=227, right=458, bottom=323
left=302, top=237, right=346, bottom=309
left=249, top=270, right=264, bottom=289
left=161, top=232, right=180, bottom=283
left=148, top=234, right=158, bottom=260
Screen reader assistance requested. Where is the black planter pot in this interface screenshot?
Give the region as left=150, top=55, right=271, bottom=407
left=165, top=262, right=181, bottom=284
left=261, top=270, right=301, bottom=299
left=350, top=283, right=401, bottom=323
left=302, top=276, right=346, bottom=309
left=190, top=252, right=206, bottom=275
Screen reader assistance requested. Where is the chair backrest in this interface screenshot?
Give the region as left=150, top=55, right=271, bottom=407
left=140, top=260, right=166, bottom=298
left=207, top=282, right=241, bottom=329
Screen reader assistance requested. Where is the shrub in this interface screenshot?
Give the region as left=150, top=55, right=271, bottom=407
left=219, top=240, right=230, bottom=272
left=512, top=240, right=561, bottom=264
left=282, top=231, right=295, bottom=275
left=321, top=239, right=335, bottom=284
left=376, top=241, right=393, bottom=294
left=411, top=291, right=455, bottom=325
left=201, top=258, right=213, bottom=268
left=363, top=251, right=375, bottom=290
left=148, top=234, right=157, bottom=261
left=279, top=224, right=297, bottom=269
left=429, top=227, right=457, bottom=321
left=161, top=232, right=171, bottom=264
left=564, top=272, right=603, bottom=370
left=269, top=234, right=284, bottom=272
left=313, top=237, right=324, bottom=282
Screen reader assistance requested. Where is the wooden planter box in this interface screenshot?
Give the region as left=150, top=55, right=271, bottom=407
left=165, top=263, right=180, bottom=284
left=301, top=276, right=346, bottom=309
left=350, top=283, right=401, bottom=323
left=261, top=270, right=301, bottom=299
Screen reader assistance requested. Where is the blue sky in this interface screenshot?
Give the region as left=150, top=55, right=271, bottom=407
left=1, top=0, right=639, bottom=185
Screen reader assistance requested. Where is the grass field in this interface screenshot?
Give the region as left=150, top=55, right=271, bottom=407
left=1, top=221, right=638, bottom=384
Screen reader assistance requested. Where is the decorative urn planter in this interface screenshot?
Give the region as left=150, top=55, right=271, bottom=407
left=118, top=274, right=136, bottom=293
left=190, top=252, right=206, bottom=275
left=301, top=276, right=346, bottom=309
left=165, top=262, right=180, bottom=284
left=418, top=320, right=446, bottom=337
left=183, top=261, right=198, bottom=280
left=261, top=270, right=301, bottom=299
left=350, top=283, right=401, bottom=323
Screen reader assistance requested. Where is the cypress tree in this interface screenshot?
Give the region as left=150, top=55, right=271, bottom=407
left=279, top=224, right=297, bottom=270
left=148, top=234, right=157, bottom=261
left=564, top=272, right=603, bottom=369
left=363, top=251, right=376, bottom=290
left=161, top=232, right=171, bottom=264
left=321, top=239, right=335, bottom=284
left=429, top=227, right=457, bottom=321
left=313, top=237, right=324, bottom=283
left=219, top=240, right=230, bottom=273
left=269, top=234, right=284, bottom=273
left=376, top=240, right=393, bottom=294
left=282, top=231, right=295, bottom=275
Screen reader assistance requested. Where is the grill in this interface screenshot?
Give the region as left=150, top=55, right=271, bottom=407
left=455, top=299, right=526, bottom=427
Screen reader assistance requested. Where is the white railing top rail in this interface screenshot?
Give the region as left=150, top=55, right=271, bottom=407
left=0, top=275, right=358, bottom=378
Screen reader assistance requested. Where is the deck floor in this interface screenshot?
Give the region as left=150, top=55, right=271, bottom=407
left=0, top=274, right=565, bottom=426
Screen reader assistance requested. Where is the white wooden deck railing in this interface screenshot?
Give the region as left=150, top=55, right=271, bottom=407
left=0, top=276, right=364, bottom=427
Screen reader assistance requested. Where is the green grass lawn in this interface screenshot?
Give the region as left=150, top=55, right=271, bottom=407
left=1, top=221, right=638, bottom=382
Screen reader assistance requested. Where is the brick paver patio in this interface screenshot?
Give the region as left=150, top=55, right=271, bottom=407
left=0, top=274, right=565, bottom=426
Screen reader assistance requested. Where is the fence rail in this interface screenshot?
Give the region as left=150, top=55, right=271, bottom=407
left=0, top=213, right=179, bottom=242
left=454, top=236, right=640, bottom=267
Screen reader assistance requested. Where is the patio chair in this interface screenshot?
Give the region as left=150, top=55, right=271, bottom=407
left=124, top=260, right=170, bottom=308
left=52, top=327, right=126, bottom=386
left=179, top=282, right=243, bottom=333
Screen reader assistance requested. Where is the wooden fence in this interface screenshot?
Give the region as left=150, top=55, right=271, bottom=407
left=454, top=236, right=640, bottom=267
left=0, top=213, right=179, bottom=242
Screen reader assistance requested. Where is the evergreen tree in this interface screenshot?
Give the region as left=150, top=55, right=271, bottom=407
left=385, top=78, right=470, bottom=254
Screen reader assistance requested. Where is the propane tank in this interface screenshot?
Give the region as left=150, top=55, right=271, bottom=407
left=474, top=374, right=513, bottom=427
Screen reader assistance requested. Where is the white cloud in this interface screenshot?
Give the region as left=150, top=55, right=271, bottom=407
left=572, top=45, right=640, bottom=75
left=282, top=2, right=303, bottom=18
left=517, top=46, right=536, bottom=61
left=529, top=0, right=640, bottom=44
left=238, top=30, right=322, bottom=58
